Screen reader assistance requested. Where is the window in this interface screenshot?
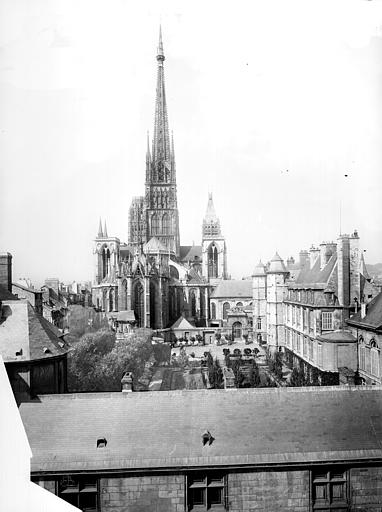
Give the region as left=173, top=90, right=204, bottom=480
left=211, top=303, right=216, bottom=320
left=322, top=312, right=333, bottom=330
left=292, top=307, right=296, bottom=325
left=309, top=338, right=314, bottom=361
left=257, top=317, right=262, bottom=330
left=58, top=475, right=98, bottom=511
left=304, top=308, right=309, bottom=331
left=312, top=467, right=348, bottom=510
left=303, top=337, right=307, bottom=357
left=222, top=302, right=230, bottom=320
left=296, top=334, right=301, bottom=354
left=187, top=472, right=226, bottom=510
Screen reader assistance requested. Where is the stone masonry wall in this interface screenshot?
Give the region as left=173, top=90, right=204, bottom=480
left=100, top=474, right=184, bottom=512
left=350, top=466, right=382, bottom=510
left=228, top=469, right=310, bottom=512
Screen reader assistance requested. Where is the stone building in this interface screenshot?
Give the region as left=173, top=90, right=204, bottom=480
left=0, top=253, right=69, bottom=401
left=253, top=231, right=380, bottom=384
left=20, top=386, right=382, bottom=512
left=91, top=30, right=228, bottom=330
left=347, top=290, right=382, bottom=385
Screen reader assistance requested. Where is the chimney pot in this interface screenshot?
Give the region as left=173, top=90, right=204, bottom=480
left=121, top=371, right=133, bottom=392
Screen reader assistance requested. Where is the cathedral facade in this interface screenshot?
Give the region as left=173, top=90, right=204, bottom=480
left=92, top=30, right=227, bottom=330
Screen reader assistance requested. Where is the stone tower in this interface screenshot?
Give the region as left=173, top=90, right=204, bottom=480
left=266, top=252, right=289, bottom=352
left=201, top=193, right=227, bottom=281
left=128, top=28, right=180, bottom=256
left=93, top=219, right=120, bottom=286
left=252, top=261, right=267, bottom=343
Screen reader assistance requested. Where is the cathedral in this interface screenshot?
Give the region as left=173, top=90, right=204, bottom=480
left=92, top=29, right=227, bottom=329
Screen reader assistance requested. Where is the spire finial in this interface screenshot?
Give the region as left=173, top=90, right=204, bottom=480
left=98, top=218, right=104, bottom=238
left=104, top=220, right=108, bottom=238
left=146, top=131, right=151, bottom=161
left=157, top=25, right=164, bottom=62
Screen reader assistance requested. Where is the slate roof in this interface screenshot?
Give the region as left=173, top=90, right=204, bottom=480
left=268, top=252, right=288, bottom=274
left=317, top=330, right=357, bottom=343
left=144, top=237, right=168, bottom=254
left=0, top=301, right=68, bottom=363
left=179, top=245, right=202, bottom=262
left=171, top=315, right=196, bottom=329
left=19, top=387, right=382, bottom=473
left=347, top=291, right=382, bottom=331
left=187, top=267, right=207, bottom=284
left=211, top=280, right=252, bottom=299
left=291, top=253, right=337, bottom=287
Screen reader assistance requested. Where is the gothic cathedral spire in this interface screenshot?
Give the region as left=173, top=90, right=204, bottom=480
left=143, top=27, right=180, bottom=256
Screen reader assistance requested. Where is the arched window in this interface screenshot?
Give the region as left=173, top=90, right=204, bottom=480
left=190, top=289, right=197, bottom=317
left=211, top=302, right=216, bottom=320
left=120, top=280, right=128, bottom=310
left=150, top=280, right=157, bottom=328
left=102, top=247, right=110, bottom=279
left=223, top=302, right=230, bottom=320
left=208, top=243, right=218, bottom=278
left=359, top=336, right=366, bottom=371
left=236, top=302, right=243, bottom=308
left=370, top=338, right=380, bottom=377
left=151, top=213, right=159, bottom=235
left=169, top=265, right=179, bottom=280
left=232, top=321, right=242, bottom=339
left=133, top=281, right=144, bottom=328
left=109, top=288, right=114, bottom=312
left=162, top=213, right=170, bottom=235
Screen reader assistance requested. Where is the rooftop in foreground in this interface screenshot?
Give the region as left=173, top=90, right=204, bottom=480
left=19, top=386, right=382, bottom=473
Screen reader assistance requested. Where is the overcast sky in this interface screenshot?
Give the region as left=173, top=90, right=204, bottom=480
left=0, top=0, right=381, bottom=286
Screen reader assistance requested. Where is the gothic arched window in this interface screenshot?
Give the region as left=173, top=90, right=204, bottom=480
left=162, top=213, right=170, bottom=235
left=121, top=280, right=128, bottom=310
left=109, top=288, right=114, bottom=312
left=133, top=281, right=144, bottom=328
left=190, top=289, right=197, bottom=317
left=211, top=302, right=216, bottom=320
left=223, top=302, right=230, bottom=320
left=208, top=243, right=218, bottom=278
left=152, top=214, right=159, bottom=235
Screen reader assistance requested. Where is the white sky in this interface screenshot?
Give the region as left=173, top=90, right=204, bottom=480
left=0, top=0, right=381, bottom=285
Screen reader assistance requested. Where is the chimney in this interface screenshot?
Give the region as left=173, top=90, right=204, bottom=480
left=286, top=256, right=295, bottom=268
left=349, top=230, right=360, bottom=303
left=121, top=371, right=133, bottom=392
left=319, top=242, right=336, bottom=270
left=0, top=253, right=12, bottom=292
left=309, top=246, right=320, bottom=268
left=299, top=250, right=310, bottom=269
left=337, top=235, right=350, bottom=308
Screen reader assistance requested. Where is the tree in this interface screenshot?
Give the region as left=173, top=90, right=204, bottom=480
left=231, top=360, right=244, bottom=388
left=249, top=361, right=261, bottom=388
left=209, top=358, right=223, bottom=389
left=67, top=328, right=154, bottom=392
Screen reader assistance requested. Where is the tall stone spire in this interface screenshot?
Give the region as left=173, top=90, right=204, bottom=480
left=140, top=27, right=180, bottom=257
left=152, top=26, right=171, bottom=170
left=104, top=220, right=108, bottom=238
left=203, top=193, right=221, bottom=237
left=98, top=218, right=103, bottom=238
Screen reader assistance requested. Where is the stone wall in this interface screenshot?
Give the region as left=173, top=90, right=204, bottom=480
left=100, top=474, right=184, bottom=512
left=229, top=469, right=310, bottom=511
left=350, top=466, right=382, bottom=509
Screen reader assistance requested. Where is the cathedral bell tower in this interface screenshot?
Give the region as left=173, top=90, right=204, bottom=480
left=143, top=27, right=180, bottom=256
left=202, top=194, right=227, bottom=281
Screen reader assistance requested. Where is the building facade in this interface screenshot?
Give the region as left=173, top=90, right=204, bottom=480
left=347, top=290, right=382, bottom=385
left=253, top=232, right=380, bottom=384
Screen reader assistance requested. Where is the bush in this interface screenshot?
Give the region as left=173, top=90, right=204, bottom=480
left=67, top=328, right=154, bottom=392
